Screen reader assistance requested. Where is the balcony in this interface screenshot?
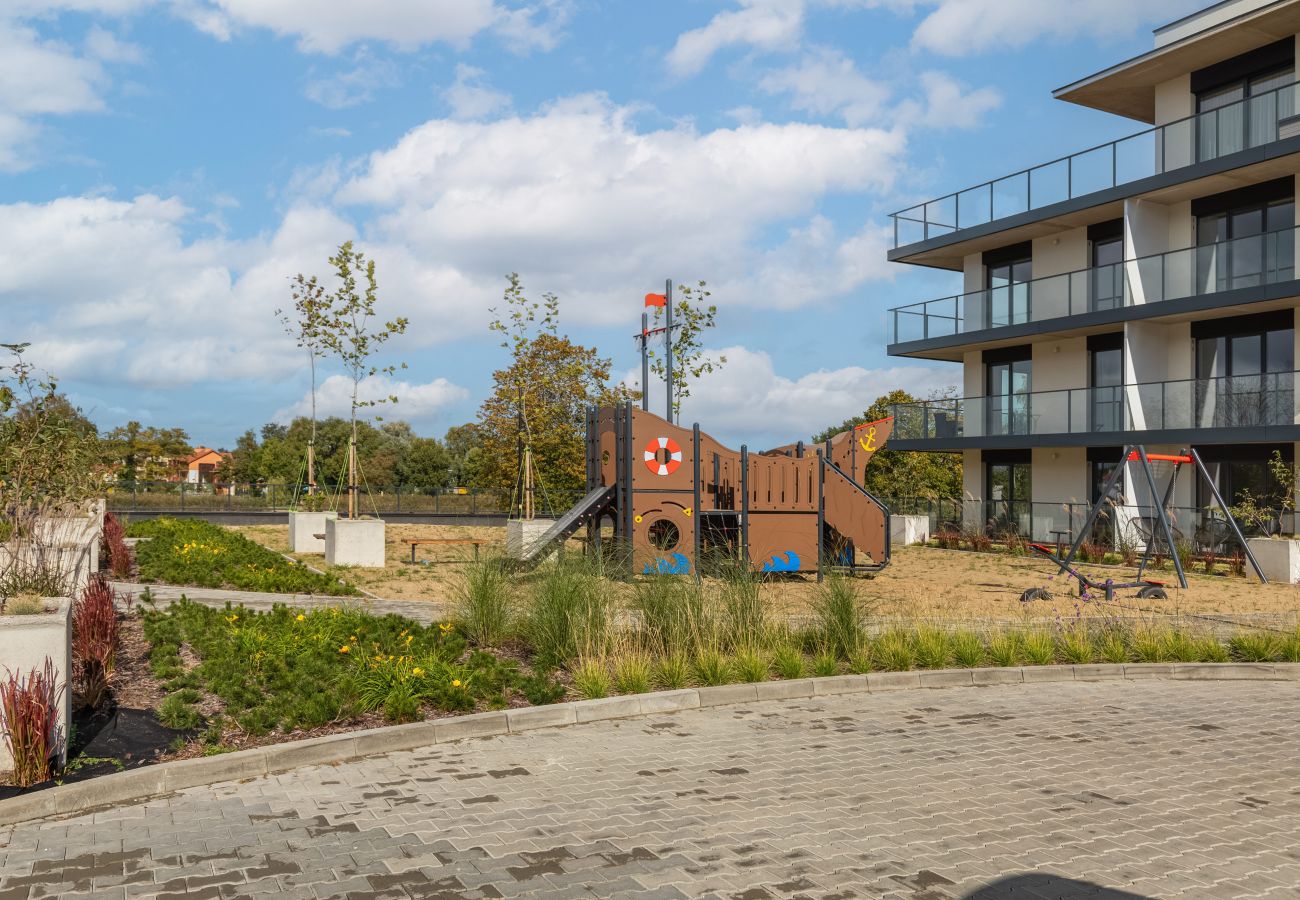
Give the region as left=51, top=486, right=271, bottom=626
left=890, top=80, right=1297, bottom=252
left=891, top=370, right=1300, bottom=446
left=888, top=227, right=1298, bottom=349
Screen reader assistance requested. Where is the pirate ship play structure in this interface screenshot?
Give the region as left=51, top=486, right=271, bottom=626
left=514, top=283, right=893, bottom=577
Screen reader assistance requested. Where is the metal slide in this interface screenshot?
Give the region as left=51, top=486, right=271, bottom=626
left=515, top=484, right=616, bottom=565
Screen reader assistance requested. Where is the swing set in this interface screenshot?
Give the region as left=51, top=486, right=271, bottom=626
left=1024, top=445, right=1267, bottom=603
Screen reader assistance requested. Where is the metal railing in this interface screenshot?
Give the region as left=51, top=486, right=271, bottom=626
left=892, top=370, right=1300, bottom=441
left=889, top=227, right=1298, bottom=344
left=891, top=80, right=1298, bottom=249
left=104, top=482, right=586, bottom=517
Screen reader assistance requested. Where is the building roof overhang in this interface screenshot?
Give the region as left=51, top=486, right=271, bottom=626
left=1053, top=0, right=1300, bottom=124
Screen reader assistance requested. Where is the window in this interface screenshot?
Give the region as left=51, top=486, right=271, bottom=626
left=1196, top=65, right=1295, bottom=161
left=982, top=244, right=1032, bottom=329
left=1196, top=444, right=1293, bottom=535
left=1088, top=220, right=1124, bottom=311
left=1195, top=187, right=1294, bottom=293
left=1194, top=312, right=1294, bottom=428
left=985, top=350, right=1031, bottom=437
left=987, top=462, right=1031, bottom=535
left=1089, top=335, right=1124, bottom=433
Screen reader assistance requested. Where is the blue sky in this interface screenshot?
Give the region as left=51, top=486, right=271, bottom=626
left=1, top=0, right=1208, bottom=448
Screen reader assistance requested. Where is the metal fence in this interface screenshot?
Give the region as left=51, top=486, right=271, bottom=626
left=104, top=482, right=586, bottom=518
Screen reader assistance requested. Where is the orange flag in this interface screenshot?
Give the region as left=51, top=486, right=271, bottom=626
left=644, top=293, right=667, bottom=307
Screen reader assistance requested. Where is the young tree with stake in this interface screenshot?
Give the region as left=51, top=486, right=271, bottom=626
left=645, top=281, right=723, bottom=423
left=315, top=242, right=408, bottom=518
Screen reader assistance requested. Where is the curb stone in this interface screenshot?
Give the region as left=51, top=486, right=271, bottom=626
left=1, top=662, right=1295, bottom=827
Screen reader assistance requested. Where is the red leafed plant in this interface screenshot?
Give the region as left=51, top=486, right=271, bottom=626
left=102, top=512, right=133, bottom=579
left=72, top=575, right=118, bottom=710
left=0, top=658, right=64, bottom=787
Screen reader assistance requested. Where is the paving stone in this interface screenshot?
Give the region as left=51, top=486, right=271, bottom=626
left=3, top=680, right=1299, bottom=899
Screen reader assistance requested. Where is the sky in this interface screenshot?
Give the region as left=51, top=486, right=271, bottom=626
left=0, top=0, right=1210, bottom=449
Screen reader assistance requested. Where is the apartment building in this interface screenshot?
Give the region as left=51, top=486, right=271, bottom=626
left=886, top=0, right=1300, bottom=544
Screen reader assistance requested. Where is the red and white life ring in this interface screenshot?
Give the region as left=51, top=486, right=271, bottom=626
left=644, top=436, right=683, bottom=476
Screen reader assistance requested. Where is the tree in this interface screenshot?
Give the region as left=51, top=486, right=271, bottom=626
left=277, top=269, right=331, bottom=495
left=444, top=423, right=484, bottom=488
left=102, top=421, right=192, bottom=482
left=312, top=241, right=409, bottom=517
left=645, top=280, right=723, bottom=421
left=399, top=438, right=451, bottom=487
left=813, top=390, right=962, bottom=501
left=479, top=275, right=631, bottom=502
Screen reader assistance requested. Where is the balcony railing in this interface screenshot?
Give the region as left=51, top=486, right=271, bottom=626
left=892, top=371, right=1300, bottom=441
left=891, top=80, right=1297, bottom=249
left=889, top=227, right=1298, bottom=344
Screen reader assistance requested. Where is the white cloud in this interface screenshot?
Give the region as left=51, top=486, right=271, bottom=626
left=758, top=47, right=890, bottom=126
left=304, top=53, right=400, bottom=109
left=84, top=26, right=144, bottom=64
left=441, top=64, right=511, bottom=120
left=667, top=0, right=804, bottom=78
left=339, top=94, right=905, bottom=322
left=896, top=70, right=1001, bottom=129
left=641, top=345, right=957, bottom=446
left=910, top=0, right=1202, bottom=57
left=0, top=21, right=105, bottom=116
left=274, top=374, right=469, bottom=423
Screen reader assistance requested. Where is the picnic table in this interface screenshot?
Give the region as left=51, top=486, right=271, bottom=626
left=402, top=538, right=489, bottom=564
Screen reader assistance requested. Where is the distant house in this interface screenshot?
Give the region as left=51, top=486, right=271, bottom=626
left=186, top=447, right=230, bottom=484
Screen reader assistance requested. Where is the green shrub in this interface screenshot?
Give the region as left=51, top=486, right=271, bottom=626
left=571, top=658, right=611, bottom=700
left=457, top=557, right=513, bottom=647
left=525, top=558, right=613, bottom=668
left=652, top=654, right=691, bottom=690
left=847, top=642, right=873, bottom=674
left=1161, top=630, right=1200, bottom=663
left=1230, top=632, right=1283, bottom=662
left=129, top=518, right=356, bottom=596
left=732, top=648, right=769, bottom=683
left=950, top=630, right=985, bottom=668
left=158, top=694, right=201, bottom=730
left=811, top=650, right=839, bottom=677
left=1281, top=628, right=1300, bottom=663
left=812, top=574, right=870, bottom=659
left=986, top=631, right=1020, bottom=667
left=518, top=671, right=566, bottom=705
left=1021, top=630, right=1056, bottom=666
left=1095, top=628, right=1129, bottom=663
left=1195, top=636, right=1230, bottom=663
left=911, top=627, right=951, bottom=669
left=717, top=562, right=764, bottom=650
left=772, top=645, right=806, bottom=680
left=1131, top=627, right=1168, bottom=663
left=873, top=630, right=915, bottom=671
left=1055, top=626, right=1094, bottom=665
left=612, top=653, right=652, bottom=695
left=635, top=575, right=708, bottom=656
left=694, top=649, right=731, bottom=686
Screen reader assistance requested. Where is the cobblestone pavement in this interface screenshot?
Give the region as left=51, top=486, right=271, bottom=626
left=4, top=680, right=1300, bottom=900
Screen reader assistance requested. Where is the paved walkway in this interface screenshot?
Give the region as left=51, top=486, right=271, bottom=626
left=3, top=680, right=1299, bottom=899
left=109, top=582, right=449, bottom=624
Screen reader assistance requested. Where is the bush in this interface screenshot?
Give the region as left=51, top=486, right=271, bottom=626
left=812, top=574, right=870, bottom=659
left=693, top=648, right=731, bottom=686
left=102, top=512, right=133, bottom=579
left=635, top=575, right=707, bottom=656
left=986, top=631, right=1020, bottom=667
left=524, top=557, right=612, bottom=669
left=652, top=654, right=690, bottom=690
left=873, top=630, right=915, bottom=671
left=911, top=626, right=951, bottom=669
left=158, top=693, right=202, bottom=730
left=1021, top=630, right=1056, bottom=666
left=811, top=650, right=839, bottom=677
left=772, top=644, right=805, bottom=680
left=731, top=648, right=769, bottom=683
left=72, top=576, right=119, bottom=709
left=571, top=658, right=611, bottom=700
left=950, top=630, right=985, bottom=668
left=612, top=653, right=652, bottom=695
left=1230, top=632, right=1282, bottom=662
left=0, top=659, right=64, bottom=786
left=456, top=557, right=513, bottom=648
left=129, top=518, right=356, bottom=596
left=717, top=561, right=764, bottom=651
left=1054, top=625, right=1094, bottom=665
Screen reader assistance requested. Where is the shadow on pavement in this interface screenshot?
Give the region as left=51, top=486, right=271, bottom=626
left=963, top=874, right=1149, bottom=899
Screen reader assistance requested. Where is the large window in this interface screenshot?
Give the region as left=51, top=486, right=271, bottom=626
left=986, top=459, right=1031, bottom=535
left=985, top=347, right=1031, bottom=437
left=1196, top=444, right=1293, bottom=535
left=1196, top=64, right=1294, bottom=161
left=1194, top=311, right=1294, bottom=428
left=983, top=244, right=1032, bottom=329
left=1089, top=220, right=1124, bottom=312
left=1196, top=194, right=1294, bottom=293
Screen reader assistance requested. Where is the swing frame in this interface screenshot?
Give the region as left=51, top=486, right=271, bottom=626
left=1026, top=445, right=1267, bottom=601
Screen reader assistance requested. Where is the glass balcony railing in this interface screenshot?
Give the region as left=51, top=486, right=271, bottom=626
left=891, top=80, right=1298, bottom=249
left=888, top=227, right=1298, bottom=344
left=892, top=371, right=1299, bottom=441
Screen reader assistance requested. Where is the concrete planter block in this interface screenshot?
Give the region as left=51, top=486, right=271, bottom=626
left=972, top=667, right=1023, bottom=685
left=324, top=517, right=386, bottom=568
left=889, top=515, right=931, bottom=548
left=1122, top=664, right=1176, bottom=679
left=916, top=669, right=976, bottom=689
left=289, top=510, right=338, bottom=554
left=506, top=519, right=557, bottom=560
left=638, top=689, right=700, bottom=715
left=1246, top=537, right=1300, bottom=584
left=696, top=684, right=759, bottom=707
left=755, top=679, right=816, bottom=701
left=575, top=696, right=643, bottom=723
left=351, top=722, right=438, bottom=757
left=1073, top=664, right=1125, bottom=680
left=507, top=704, right=577, bottom=732
left=0, top=598, right=72, bottom=774
left=1171, top=663, right=1275, bottom=680
left=866, top=671, right=920, bottom=692
left=1021, top=666, right=1075, bottom=683
left=812, top=674, right=870, bottom=696
left=434, top=711, right=510, bottom=743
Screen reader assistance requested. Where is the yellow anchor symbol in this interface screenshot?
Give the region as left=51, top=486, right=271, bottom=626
left=858, top=425, right=878, bottom=453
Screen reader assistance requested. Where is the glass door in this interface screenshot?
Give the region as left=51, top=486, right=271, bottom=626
left=987, top=257, right=1031, bottom=328
left=1090, top=346, right=1124, bottom=432
left=988, top=462, right=1031, bottom=535
left=987, top=359, right=1031, bottom=436
left=1090, top=236, right=1124, bottom=311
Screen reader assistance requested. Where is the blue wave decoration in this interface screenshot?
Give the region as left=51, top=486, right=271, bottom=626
left=762, top=551, right=801, bottom=573
left=643, top=553, right=691, bottom=575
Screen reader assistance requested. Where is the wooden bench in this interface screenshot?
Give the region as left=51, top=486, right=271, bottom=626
left=403, top=538, right=490, bottom=564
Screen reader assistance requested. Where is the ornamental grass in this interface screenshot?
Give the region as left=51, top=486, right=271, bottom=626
left=0, top=659, right=64, bottom=787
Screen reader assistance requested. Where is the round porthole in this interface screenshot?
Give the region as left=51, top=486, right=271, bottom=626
left=647, top=519, right=680, bottom=551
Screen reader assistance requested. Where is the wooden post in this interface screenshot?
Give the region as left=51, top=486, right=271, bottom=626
left=306, top=440, right=316, bottom=495
left=348, top=434, right=357, bottom=519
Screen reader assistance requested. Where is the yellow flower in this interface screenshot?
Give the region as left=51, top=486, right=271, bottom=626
left=295, top=614, right=305, bottom=622
left=405, top=635, right=413, bottom=644
left=439, top=623, right=453, bottom=634
left=226, top=614, right=238, bottom=623
left=339, top=645, right=350, bottom=654
left=451, top=678, right=462, bottom=688
left=412, top=667, right=424, bottom=677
